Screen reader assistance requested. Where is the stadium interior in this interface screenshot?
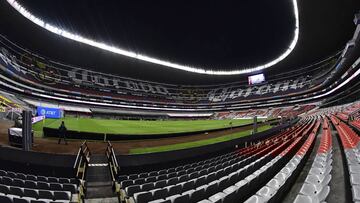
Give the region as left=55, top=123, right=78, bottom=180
left=0, top=0, right=360, bottom=203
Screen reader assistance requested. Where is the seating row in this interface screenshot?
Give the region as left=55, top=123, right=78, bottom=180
left=351, top=119, right=360, bottom=131
left=0, top=170, right=77, bottom=185
left=331, top=116, right=360, bottom=202
left=242, top=120, right=320, bottom=203
left=204, top=134, right=307, bottom=202
left=0, top=186, right=71, bottom=202
left=294, top=119, right=332, bottom=203
left=124, top=120, right=313, bottom=203
left=0, top=163, right=78, bottom=202
left=139, top=120, right=314, bottom=203
left=118, top=120, right=311, bottom=203
left=0, top=177, right=77, bottom=193
left=123, top=139, right=288, bottom=203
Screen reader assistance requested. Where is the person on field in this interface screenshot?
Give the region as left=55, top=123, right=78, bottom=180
left=58, top=121, right=68, bottom=145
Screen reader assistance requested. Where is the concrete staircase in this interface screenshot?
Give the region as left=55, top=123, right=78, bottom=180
left=85, top=154, right=118, bottom=203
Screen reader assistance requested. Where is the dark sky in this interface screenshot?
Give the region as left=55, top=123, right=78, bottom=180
left=16, top=0, right=294, bottom=69
left=0, top=0, right=360, bottom=84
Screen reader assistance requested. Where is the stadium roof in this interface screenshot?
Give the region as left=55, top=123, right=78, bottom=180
left=0, top=0, right=359, bottom=84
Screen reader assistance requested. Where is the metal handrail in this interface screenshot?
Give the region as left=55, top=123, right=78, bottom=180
left=106, top=141, right=119, bottom=182
left=73, top=141, right=91, bottom=202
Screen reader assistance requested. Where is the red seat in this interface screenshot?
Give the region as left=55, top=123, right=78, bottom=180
left=331, top=116, right=360, bottom=149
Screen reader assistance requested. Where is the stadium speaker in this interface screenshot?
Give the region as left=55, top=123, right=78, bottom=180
left=22, top=110, right=32, bottom=151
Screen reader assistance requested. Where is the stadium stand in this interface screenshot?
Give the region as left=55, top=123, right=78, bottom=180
left=214, top=105, right=316, bottom=120
left=244, top=120, right=321, bottom=203
left=0, top=4, right=359, bottom=203
left=330, top=116, right=360, bottom=202
left=0, top=168, right=77, bottom=202
left=293, top=117, right=333, bottom=203
left=0, top=141, right=89, bottom=203
left=352, top=119, right=360, bottom=131
left=0, top=34, right=346, bottom=112
left=114, top=119, right=316, bottom=203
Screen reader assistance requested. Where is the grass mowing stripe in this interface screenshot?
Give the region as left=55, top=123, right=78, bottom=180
left=129, top=125, right=272, bottom=154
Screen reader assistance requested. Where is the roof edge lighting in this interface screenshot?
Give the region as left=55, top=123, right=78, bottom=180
left=6, top=0, right=300, bottom=75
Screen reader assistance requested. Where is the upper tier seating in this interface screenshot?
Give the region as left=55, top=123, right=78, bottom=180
left=0, top=38, right=331, bottom=111
left=214, top=105, right=316, bottom=120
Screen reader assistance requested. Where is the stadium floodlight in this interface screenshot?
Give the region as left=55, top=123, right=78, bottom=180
left=7, top=0, right=299, bottom=75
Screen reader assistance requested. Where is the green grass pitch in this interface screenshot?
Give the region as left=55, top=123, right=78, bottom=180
left=33, top=117, right=257, bottom=135
left=129, top=125, right=272, bottom=154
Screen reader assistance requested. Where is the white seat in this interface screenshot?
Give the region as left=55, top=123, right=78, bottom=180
left=309, top=166, right=332, bottom=176
left=312, top=159, right=333, bottom=169
left=292, top=157, right=301, bottom=165
left=273, top=172, right=287, bottom=184
left=273, top=156, right=281, bottom=162
left=209, top=192, right=226, bottom=203
left=346, top=157, right=360, bottom=165
left=346, top=152, right=360, bottom=160
left=351, top=174, right=360, bottom=185
left=149, top=199, right=167, bottom=203
left=353, top=185, right=360, bottom=201
left=314, top=155, right=331, bottom=163
left=235, top=180, right=248, bottom=188
left=280, top=167, right=292, bottom=176
left=345, top=149, right=360, bottom=159
left=294, top=194, right=312, bottom=203
left=256, top=186, right=276, bottom=201
left=305, top=174, right=331, bottom=187
left=317, top=152, right=331, bottom=159
left=300, top=183, right=323, bottom=196
left=317, top=185, right=330, bottom=202
left=349, top=165, right=360, bottom=174
left=264, top=162, right=273, bottom=168
left=223, top=185, right=238, bottom=195
left=245, top=174, right=257, bottom=182
left=244, top=195, right=266, bottom=203
left=300, top=183, right=330, bottom=202
left=197, top=200, right=212, bottom=203
left=266, top=178, right=282, bottom=190
left=254, top=169, right=264, bottom=176
left=286, top=162, right=297, bottom=171
left=345, top=148, right=359, bottom=155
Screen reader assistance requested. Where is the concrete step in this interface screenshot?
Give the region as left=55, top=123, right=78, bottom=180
left=85, top=154, right=114, bottom=199
left=85, top=197, right=119, bottom=203
left=87, top=181, right=113, bottom=187
left=86, top=183, right=116, bottom=199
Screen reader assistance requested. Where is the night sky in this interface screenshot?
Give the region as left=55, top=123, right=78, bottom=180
left=0, top=0, right=359, bottom=84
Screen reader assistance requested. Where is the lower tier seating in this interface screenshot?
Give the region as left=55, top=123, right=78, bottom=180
left=0, top=169, right=79, bottom=203
left=331, top=116, right=360, bottom=202
left=294, top=118, right=332, bottom=203
left=116, top=118, right=316, bottom=203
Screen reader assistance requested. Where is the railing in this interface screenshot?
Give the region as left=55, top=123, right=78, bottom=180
left=106, top=141, right=121, bottom=196
left=73, top=141, right=91, bottom=203
left=106, top=141, right=119, bottom=182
